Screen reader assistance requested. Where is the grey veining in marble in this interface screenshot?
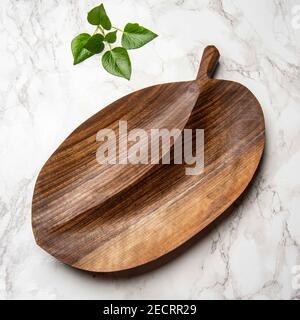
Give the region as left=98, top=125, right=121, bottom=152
left=0, top=0, right=300, bottom=299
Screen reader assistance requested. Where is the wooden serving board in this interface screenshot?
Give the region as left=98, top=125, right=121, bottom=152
left=32, top=46, right=265, bottom=272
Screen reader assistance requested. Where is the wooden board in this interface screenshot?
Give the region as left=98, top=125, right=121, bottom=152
left=32, top=46, right=265, bottom=272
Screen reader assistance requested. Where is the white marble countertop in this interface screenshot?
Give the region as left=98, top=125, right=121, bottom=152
left=0, top=0, right=300, bottom=299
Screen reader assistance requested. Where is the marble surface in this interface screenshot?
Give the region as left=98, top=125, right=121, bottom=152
left=0, top=0, right=300, bottom=300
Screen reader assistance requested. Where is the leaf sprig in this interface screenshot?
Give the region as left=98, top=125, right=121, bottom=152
left=71, top=3, right=158, bottom=80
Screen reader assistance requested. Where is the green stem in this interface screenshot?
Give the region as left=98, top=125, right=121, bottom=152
left=99, top=25, right=106, bottom=36
left=112, top=26, right=123, bottom=32
left=93, top=26, right=100, bottom=35
left=93, top=25, right=112, bottom=50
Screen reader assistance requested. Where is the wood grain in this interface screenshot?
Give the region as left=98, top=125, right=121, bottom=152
left=32, top=46, right=265, bottom=272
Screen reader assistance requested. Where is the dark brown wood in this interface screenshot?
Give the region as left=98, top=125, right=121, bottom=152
left=32, top=46, right=265, bottom=272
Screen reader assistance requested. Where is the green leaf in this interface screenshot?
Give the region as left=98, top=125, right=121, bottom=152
left=102, top=47, right=132, bottom=80
left=104, top=30, right=117, bottom=43
left=100, top=15, right=112, bottom=30
left=84, top=34, right=105, bottom=53
left=87, top=4, right=112, bottom=30
left=71, top=33, right=94, bottom=65
left=122, top=23, right=157, bottom=50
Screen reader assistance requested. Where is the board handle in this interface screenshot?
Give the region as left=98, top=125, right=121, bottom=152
left=196, top=45, right=220, bottom=81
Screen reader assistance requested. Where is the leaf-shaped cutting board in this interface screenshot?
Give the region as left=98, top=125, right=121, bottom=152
left=32, top=46, right=265, bottom=272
